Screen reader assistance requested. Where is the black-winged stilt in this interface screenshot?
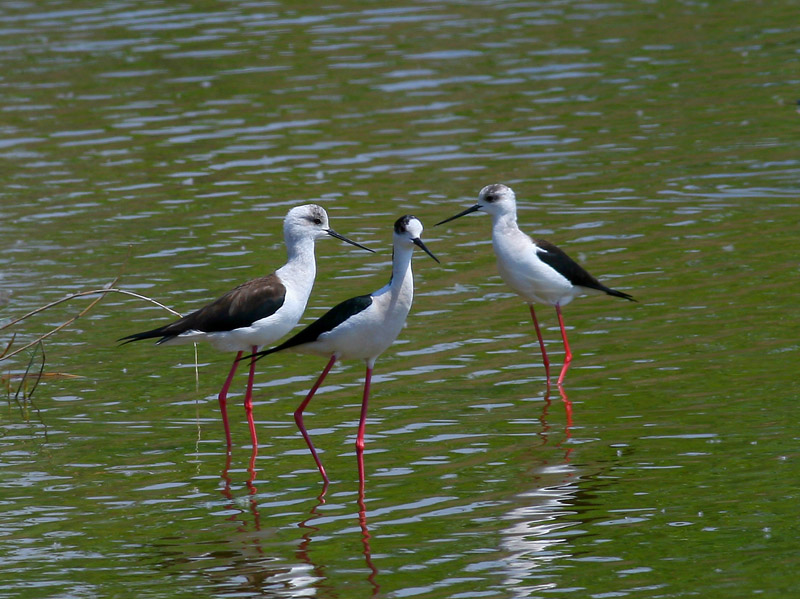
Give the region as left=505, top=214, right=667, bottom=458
left=119, top=204, right=374, bottom=450
left=436, top=184, right=635, bottom=385
left=245, top=215, right=439, bottom=485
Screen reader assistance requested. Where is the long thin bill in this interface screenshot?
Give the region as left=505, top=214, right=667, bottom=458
left=327, top=229, right=376, bottom=253
left=412, top=237, right=441, bottom=263
left=434, top=204, right=481, bottom=226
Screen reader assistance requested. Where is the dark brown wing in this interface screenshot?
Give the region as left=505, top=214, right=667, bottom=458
left=120, top=273, right=287, bottom=344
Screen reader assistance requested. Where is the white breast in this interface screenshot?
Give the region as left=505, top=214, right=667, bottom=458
left=492, top=228, right=574, bottom=306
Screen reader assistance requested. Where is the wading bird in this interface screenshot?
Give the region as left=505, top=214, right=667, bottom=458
left=436, top=184, right=634, bottom=385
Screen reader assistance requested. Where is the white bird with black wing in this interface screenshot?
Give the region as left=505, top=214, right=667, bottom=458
left=436, top=184, right=635, bottom=386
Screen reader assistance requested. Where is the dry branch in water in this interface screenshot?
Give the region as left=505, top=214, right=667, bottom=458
left=1, top=280, right=199, bottom=401
left=1, top=283, right=181, bottom=363
left=1, top=272, right=208, bottom=439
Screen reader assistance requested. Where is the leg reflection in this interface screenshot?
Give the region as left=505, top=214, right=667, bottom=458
left=357, top=482, right=380, bottom=596
left=219, top=449, right=263, bottom=535
left=538, top=384, right=573, bottom=462
left=296, top=482, right=330, bottom=589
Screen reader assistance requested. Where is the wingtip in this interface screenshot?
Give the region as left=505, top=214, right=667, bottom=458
left=237, top=349, right=269, bottom=363
left=604, top=287, right=636, bottom=302
left=117, top=330, right=172, bottom=345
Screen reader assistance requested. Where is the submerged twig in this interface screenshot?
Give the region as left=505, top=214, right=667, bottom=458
left=27, top=341, right=46, bottom=402
left=13, top=343, right=39, bottom=402
left=1, top=277, right=203, bottom=424
left=7, top=341, right=49, bottom=438
left=1, top=333, right=16, bottom=359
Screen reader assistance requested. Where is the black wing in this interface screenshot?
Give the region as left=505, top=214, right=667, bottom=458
left=535, top=239, right=635, bottom=301
left=258, top=294, right=373, bottom=357
left=119, top=273, right=287, bottom=344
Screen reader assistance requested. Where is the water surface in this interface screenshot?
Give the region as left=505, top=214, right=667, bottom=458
left=2, top=1, right=799, bottom=597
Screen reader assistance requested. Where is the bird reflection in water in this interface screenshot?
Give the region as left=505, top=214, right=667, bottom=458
left=538, top=385, right=573, bottom=462
left=295, top=482, right=333, bottom=596
left=296, top=476, right=381, bottom=595
left=219, top=447, right=261, bottom=533
left=217, top=459, right=380, bottom=596
left=358, top=481, right=381, bottom=596
left=497, top=387, right=578, bottom=590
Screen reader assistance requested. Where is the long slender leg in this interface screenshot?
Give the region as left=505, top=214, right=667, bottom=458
left=356, top=365, right=373, bottom=491
left=243, top=345, right=259, bottom=451
left=294, top=355, right=336, bottom=483
left=218, top=352, right=243, bottom=448
left=529, top=304, right=550, bottom=381
left=555, top=305, right=572, bottom=386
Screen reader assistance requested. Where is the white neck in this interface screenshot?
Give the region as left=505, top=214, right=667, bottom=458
left=490, top=209, right=519, bottom=235
left=390, top=243, right=414, bottom=292
left=375, top=241, right=414, bottom=304
left=276, top=236, right=317, bottom=293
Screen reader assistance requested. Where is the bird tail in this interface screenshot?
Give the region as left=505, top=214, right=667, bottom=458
left=118, top=326, right=173, bottom=345
left=603, top=286, right=636, bottom=302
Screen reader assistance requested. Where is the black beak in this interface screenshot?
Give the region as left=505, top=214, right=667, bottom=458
left=434, top=204, right=481, bottom=226
left=326, top=229, right=376, bottom=253
left=412, top=238, right=440, bottom=263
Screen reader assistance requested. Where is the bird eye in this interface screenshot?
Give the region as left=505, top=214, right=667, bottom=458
left=485, top=194, right=496, bottom=203
left=313, top=218, right=322, bottom=225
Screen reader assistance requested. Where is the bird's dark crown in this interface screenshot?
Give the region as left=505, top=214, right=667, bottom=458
left=394, top=214, right=417, bottom=234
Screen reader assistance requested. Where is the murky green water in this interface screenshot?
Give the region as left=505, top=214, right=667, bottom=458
left=2, top=1, right=799, bottom=597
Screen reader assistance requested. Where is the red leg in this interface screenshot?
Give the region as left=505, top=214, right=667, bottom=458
left=356, top=365, right=373, bottom=491
left=555, top=305, right=572, bottom=386
left=218, top=352, right=243, bottom=448
left=529, top=304, right=550, bottom=381
left=294, top=355, right=336, bottom=483
left=244, top=345, right=259, bottom=450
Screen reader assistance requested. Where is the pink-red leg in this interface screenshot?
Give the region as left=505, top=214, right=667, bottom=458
left=243, top=345, right=259, bottom=451
left=529, top=304, right=550, bottom=381
left=555, top=305, right=572, bottom=386
left=218, top=351, right=243, bottom=448
left=356, top=365, right=373, bottom=491
left=294, top=355, right=336, bottom=483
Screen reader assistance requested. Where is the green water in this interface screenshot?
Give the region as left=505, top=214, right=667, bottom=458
left=2, top=1, right=799, bottom=597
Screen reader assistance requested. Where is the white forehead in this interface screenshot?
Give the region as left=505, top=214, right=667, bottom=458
left=405, top=217, right=423, bottom=237
left=394, top=215, right=423, bottom=238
